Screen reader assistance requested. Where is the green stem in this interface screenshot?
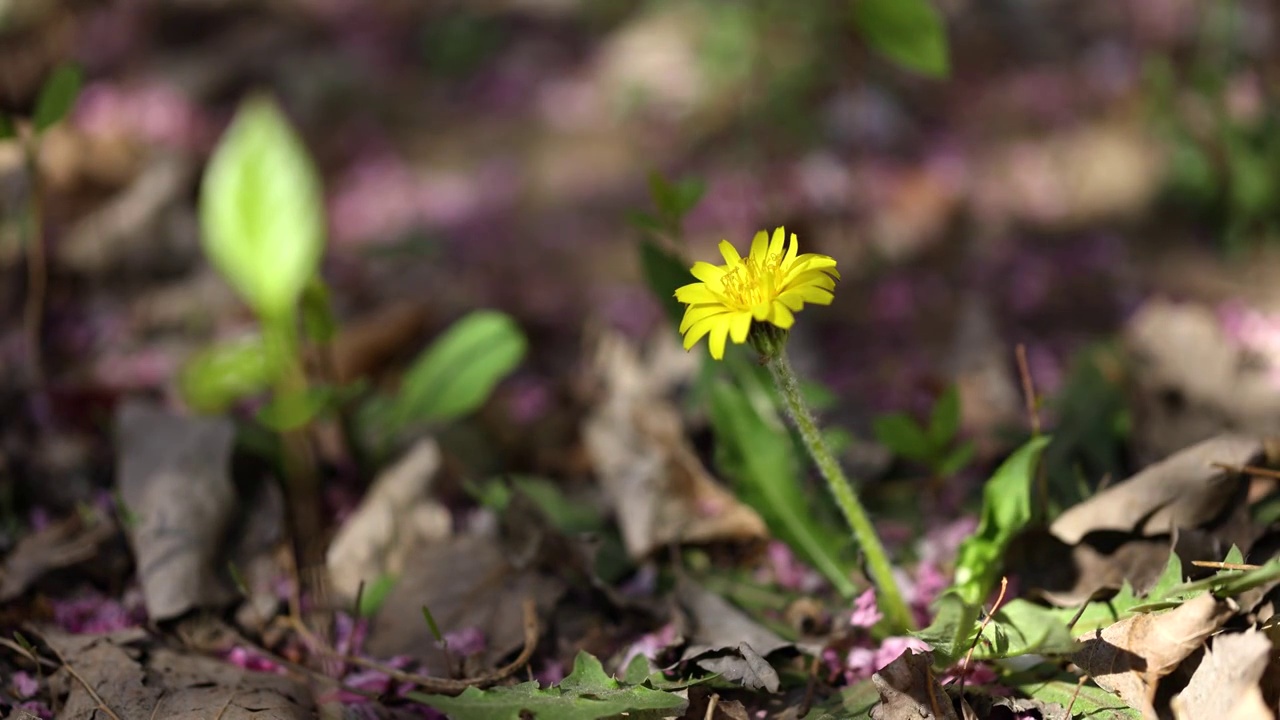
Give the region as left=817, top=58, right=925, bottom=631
left=761, top=336, right=916, bottom=633
left=264, top=315, right=323, bottom=568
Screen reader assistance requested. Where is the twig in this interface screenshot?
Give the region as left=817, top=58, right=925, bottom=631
left=797, top=651, right=822, bottom=718
left=322, top=597, right=540, bottom=696
left=1064, top=674, right=1089, bottom=719
left=1014, top=344, right=1040, bottom=436
left=703, top=693, right=719, bottom=720
left=1212, top=462, right=1280, bottom=481
left=958, top=577, right=1009, bottom=695
left=30, top=629, right=123, bottom=720
left=1191, top=560, right=1259, bottom=571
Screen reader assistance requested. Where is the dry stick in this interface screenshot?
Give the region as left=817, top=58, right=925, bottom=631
left=1191, top=560, right=1260, bottom=571
left=958, top=577, right=1010, bottom=696
left=1212, top=462, right=1280, bottom=481
left=703, top=694, right=720, bottom=720
left=1064, top=673, right=1090, bottom=718
left=316, top=597, right=540, bottom=696
left=797, top=651, right=823, bottom=719
left=1014, top=344, right=1041, bottom=436
left=32, top=631, right=123, bottom=720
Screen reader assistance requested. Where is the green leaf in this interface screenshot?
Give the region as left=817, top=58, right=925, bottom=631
left=913, top=591, right=978, bottom=665
left=392, top=310, right=526, bottom=427
left=0, top=114, right=13, bottom=140
left=706, top=376, right=856, bottom=597
left=33, top=63, right=83, bottom=132
left=972, top=599, right=1075, bottom=660
left=640, top=238, right=692, bottom=327
left=179, top=335, right=273, bottom=412
left=409, top=651, right=687, bottom=720
left=872, top=413, right=933, bottom=463
left=300, top=277, right=338, bottom=345
left=935, top=441, right=975, bottom=477
left=951, top=436, right=1051, bottom=606
left=355, top=574, right=397, bottom=617
left=646, top=172, right=705, bottom=226
left=671, top=177, right=706, bottom=219
left=200, top=95, right=325, bottom=320
left=256, top=386, right=333, bottom=431
left=1011, top=674, right=1139, bottom=718
left=852, top=0, right=950, bottom=78
left=927, top=385, right=961, bottom=447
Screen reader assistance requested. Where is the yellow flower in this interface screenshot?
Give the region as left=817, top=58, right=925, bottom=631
left=675, top=227, right=840, bottom=359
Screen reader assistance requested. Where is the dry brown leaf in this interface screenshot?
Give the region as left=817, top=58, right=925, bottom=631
left=1049, top=434, right=1258, bottom=545
left=1073, top=594, right=1236, bottom=718
left=869, top=650, right=959, bottom=720
left=1172, top=628, right=1275, bottom=720
left=677, top=581, right=791, bottom=693
left=325, top=438, right=451, bottom=602
left=115, top=400, right=239, bottom=622
left=0, top=514, right=117, bottom=602
left=582, top=330, right=768, bottom=559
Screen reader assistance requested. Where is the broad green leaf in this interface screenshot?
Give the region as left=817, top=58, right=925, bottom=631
left=640, top=238, right=692, bottom=327
left=913, top=591, right=978, bottom=665
left=972, top=599, right=1075, bottom=660
left=927, top=385, right=961, bottom=447
left=179, top=335, right=273, bottom=412
left=852, top=0, right=949, bottom=78
left=200, top=95, right=325, bottom=319
left=392, top=310, right=526, bottom=427
left=33, top=63, right=83, bottom=131
left=804, top=678, right=880, bottom=720
left=1011, top=674, right=1139, bottom=719
left=409, top=651, right=687, bottom=720
left=872, top=413, right=932, bottom=462
left=706, top=376, right=855, bottom=597
left=951, top=436, right=1051, bottom=606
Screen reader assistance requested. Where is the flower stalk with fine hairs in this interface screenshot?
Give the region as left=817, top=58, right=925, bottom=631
left=676, top=227, right=915, bottom=633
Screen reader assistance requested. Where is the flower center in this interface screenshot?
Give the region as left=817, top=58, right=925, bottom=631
left=721, top=253, right=783, bottom=309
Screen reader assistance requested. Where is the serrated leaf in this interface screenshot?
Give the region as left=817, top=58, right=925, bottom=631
left=705, top=376, right=855, bottom=597
left=409, top=651, right=687, bottom=720
left=951, top=436, right=1051, bottom=606
left=640, top=238, right=691, bottom=327
left=392, top=310, right=526, bottom=427
left=179, top=335, right=273, bottom=412
left=200, top=95, right=325, bottom=320
left=872, top=413, right=933, bottom=462
left=33, top=63, right=83, bottom=131
left=927, top=385, right=961, bottom=447
left=852, top=0, right=950, bottom=78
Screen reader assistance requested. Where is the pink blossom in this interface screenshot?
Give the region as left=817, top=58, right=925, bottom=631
left=12, top=671, right=39, bottom=698
left=74, top=82, right=213, bottom=152
left=760, top=540, right=826, bottom=593
left=225, top=646, right=285, bottom=674
left=849, top=589, right=883, bottom=629
left=843, top=638, right=932, bottom=682
left=16, top=701, right=53, bottom=719
left=441, top=627, right=486, bottom=657
left=51, top=589, right=146, bottom=634
left=618, top=623, right=679, bottom=671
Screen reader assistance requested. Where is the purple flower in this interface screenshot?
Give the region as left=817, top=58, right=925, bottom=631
left=12, top=671, right=39, bottom=698
left=618, top=623, right=679, bottom=671
left=51, top=589, right=146, bottom=634
left=441, top=627, right=486, bottom=657
left=849, top=589, right=883, bottom=629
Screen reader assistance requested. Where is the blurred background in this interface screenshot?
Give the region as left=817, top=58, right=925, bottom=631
left=3, top=0, right=1280, bottom=496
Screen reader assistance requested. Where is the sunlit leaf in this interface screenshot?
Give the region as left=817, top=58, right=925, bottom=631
left=179, top=335, right=273, bottom=413
left=200, top=95, right=325, bottom=320
left=392, top=310, right=526, bottom=427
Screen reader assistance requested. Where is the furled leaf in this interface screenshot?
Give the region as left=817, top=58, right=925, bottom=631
left=951, top=436, right=1051, bottom=606
left=179, top=335, right=273, bottom=413
left=200, top=95, right=325, bottom=320
left=392, top=310, right=527, bottom=427
left=852, top=0, right=950, bottom=78
left=33, top=63, right=83, bottom=131
left=409, top=651, right=687, bottom=719
left=705, top=376, right=856, bottom=597
left=872, top=413, right=933, bottom=463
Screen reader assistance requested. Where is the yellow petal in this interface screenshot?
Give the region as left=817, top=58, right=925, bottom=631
left=718, top=240, right=743, bottom=265
left=690, top=261, right=726, bottom=284
left=782, top=285, right=834, bottom=305
left=682, top=315, right=720, bottom=350
left=709, top=320, right=731, bottom=360
left=783, top=257, right=839, bottom=286
left=777, top=292, right=805, bottom=311
left=768, top=226, right=786, bottom=258
left=729, top=311, right=752, bottom=343
left=783, top=271, right=836, bottom=293
left=752, top=302, right=771, bottom=321
left=783, top=232, right=799, bottom=265
left=675, top=283, right=719, bottom=304
left=749, top=230, right=769, bottom=261
left=768, top=302, right=795, bottom=329
left=680, top=304, right=727, bottom=333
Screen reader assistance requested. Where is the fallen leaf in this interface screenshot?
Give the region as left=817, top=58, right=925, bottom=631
left=0, top=514, right=117, bottom=602
left=869, top=650, right=959, bottom=720
left=325, top=438, right=451, bottom=602
left=114, top=400, right=239, bottom=621
left=582, top=330, right=768, bottom=559
left=1073, top=593, right=1236, bottom=718
left=1172, top=628, right=1274, bottom=720
left=1049, top=434, right=1259, bottom=545
left=677, top=581, right=791, bottom=693
left=38, top=627, right=313, bottom=719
